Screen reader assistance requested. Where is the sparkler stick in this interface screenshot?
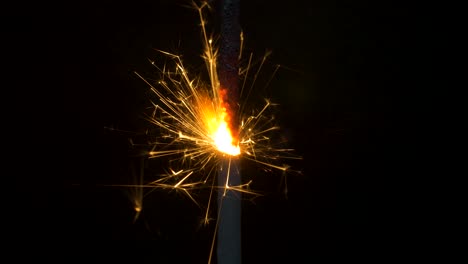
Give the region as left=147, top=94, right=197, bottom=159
left=215, top=0, right=242, bottom=264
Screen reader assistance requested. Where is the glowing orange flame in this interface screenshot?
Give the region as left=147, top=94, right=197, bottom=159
left=211, top=110, right=240, bottom=156
left=199, top=90, right=240, bottom=156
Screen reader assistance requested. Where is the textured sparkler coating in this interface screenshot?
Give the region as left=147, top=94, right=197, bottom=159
left=218, top=0, right=241, bottom=134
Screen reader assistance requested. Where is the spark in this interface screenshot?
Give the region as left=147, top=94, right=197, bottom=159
left=115, top=0, right=301, bottom=236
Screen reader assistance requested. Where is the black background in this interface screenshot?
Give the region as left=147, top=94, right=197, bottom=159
left=13, top=0, right=429, bottom=262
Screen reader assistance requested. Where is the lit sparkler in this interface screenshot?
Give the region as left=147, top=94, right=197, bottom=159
left=122, top=1, right=301, bottom=262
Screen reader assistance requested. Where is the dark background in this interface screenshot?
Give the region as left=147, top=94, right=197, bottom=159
left=14, top=0, right=429, bottom=262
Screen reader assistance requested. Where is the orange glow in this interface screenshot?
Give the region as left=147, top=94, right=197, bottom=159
left=211, top=111, right=240, bottom=156
left=200, top=92, right=240, bottom=156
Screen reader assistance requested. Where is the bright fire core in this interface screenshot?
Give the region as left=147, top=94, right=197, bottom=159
left=203, top=97, right=240, bottom=156
left=209, top=113, right=240, bottom=156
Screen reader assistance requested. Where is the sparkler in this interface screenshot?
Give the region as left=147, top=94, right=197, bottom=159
left=123, top=0, right=301, bottom=262
left=217, top=0, right=242, bottom=264
left=216, top=0, right=242, bottom=263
